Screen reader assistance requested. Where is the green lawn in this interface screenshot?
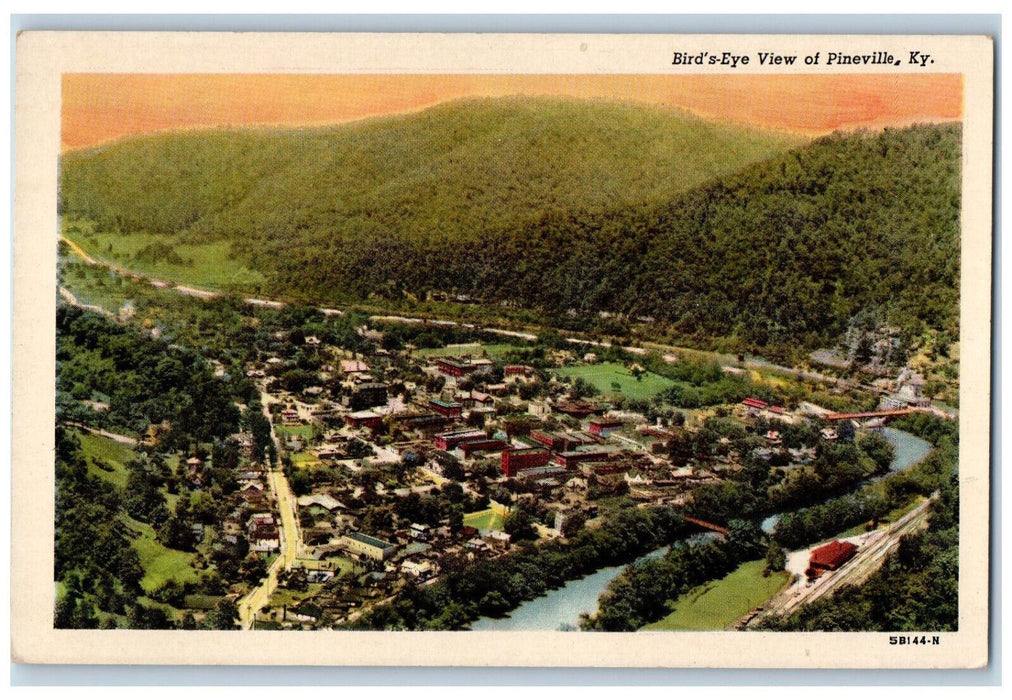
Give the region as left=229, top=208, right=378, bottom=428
left=464, top=507, right=507, bottom=532
left=556, top=362, right=677, bottom=401
left=63, top=220, right=266, bottom=293
left=290, top=451, right=321, bottom=468
left=76, top=431, right=136, bottom=489
left=122, top=515, right=201, bottom=593
left=642, top=559, right=792, bottom=631
left=275, top=423, right=316, bottom=439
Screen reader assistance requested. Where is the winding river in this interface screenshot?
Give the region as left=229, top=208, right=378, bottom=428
left=470, top=426, right=932, bottom=631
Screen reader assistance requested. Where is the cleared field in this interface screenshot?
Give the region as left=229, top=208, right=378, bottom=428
left=77, top=431, right=135, bottom=489
left=122, top=515, right=201, bottom=593
left=290, top=452, right=321, bottom=468
left=275, top=424, right=316, bottom=439
left=556, top=362, right=677, bottom=401
left=63, top=222, right=266, bottom=292
left=643, top=559, right=791, bottom=631
left=464, top=502, right=511, bottom=532
left=413, top=343, right=523, bottom=359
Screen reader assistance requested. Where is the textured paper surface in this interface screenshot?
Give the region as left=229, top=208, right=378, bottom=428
left=13, top=31, right=993, bottom=668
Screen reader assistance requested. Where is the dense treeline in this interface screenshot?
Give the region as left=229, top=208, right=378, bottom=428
left=581, top=521, right=766, bottom=631
left=344, top=506, right=688, bottom=630
left=54, top=427, right=145, bottom=627
left=57, top=306, right=240, bottom=444
left=61, top=101, right=959, bottom=359
left=773, top=418, right=957, bottom=550
left=758, top=469, right=959, bottom=632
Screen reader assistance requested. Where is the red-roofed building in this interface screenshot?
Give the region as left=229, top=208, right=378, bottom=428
left=504, top=364, right=533, bottom=377
left=459, top=439, right=508, bottom=458
left=433, top=429, right=487, bottom=451
left=742, top=397, right=768, bottom=410
left=428, top=398, right=463, bottom=417
left=808, top=540, right=857, bottom=577
left=588, top=418, right=623, bottom=437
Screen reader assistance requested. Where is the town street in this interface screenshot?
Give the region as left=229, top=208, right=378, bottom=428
left=237, top=394, right=303, bottom=629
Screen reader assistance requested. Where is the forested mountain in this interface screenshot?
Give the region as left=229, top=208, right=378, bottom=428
left=60, top=96, right=799, bottom=242
left=59, top=97, right=960, bottom=357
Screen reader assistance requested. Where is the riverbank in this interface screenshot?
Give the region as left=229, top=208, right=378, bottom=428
left=471, top=427, right=934, bottom=632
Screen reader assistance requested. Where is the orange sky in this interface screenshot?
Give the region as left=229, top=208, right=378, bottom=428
left=61, top=73, right=962, bottom=151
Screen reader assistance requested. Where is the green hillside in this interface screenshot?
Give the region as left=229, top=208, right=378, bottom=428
left=61, top=97, right=800, bottom=241
left=60, top=99, right=961, bottom=358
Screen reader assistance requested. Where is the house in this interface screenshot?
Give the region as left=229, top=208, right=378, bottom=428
left=528, top=399, right=551, bottom=418
left=409, top=523, right=430, bottom=541
left=764, top=430, right=782, bottom=444
left=281, top=408, right=300, bottom=424
left=304, top=335, right=322, bottom=347
left=186, top=456, right=205, bottom=485
left=484, top=530, right=511, bottom=549
left=588, top=418, right=623, bottom=437
left=504, top=364, right=534, bottom=378
left=456, top=389, right=494, bottom=408
left=341, top=359, right=371, bottom=375
left=401, top=560, right=435, bottom=579
left=231, top=432, right=255, bottom=457
left=221, top=520, right=243, bottom=545
left=247, top=513, right=280, bottom=553
left=820, top=427, right=839, bottom=441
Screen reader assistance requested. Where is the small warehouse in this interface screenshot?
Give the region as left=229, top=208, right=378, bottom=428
left=807, top=540, right=857, bottom=578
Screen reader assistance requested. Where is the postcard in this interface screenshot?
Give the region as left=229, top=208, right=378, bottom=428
left=12, top=31, right=993, bottom=668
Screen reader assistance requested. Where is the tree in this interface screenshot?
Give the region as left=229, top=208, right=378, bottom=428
left=726, top=519, right=764, bottom=559
left=503, top=508, right=537, bottom=541
left=204, top=599, right=240, bottom=630
left=764, top=539, right=787, bottom=576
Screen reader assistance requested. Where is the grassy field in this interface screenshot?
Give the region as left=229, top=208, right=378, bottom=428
left=464, top=502, right=511, bottom=532
left=122, top=514, right=201, bottom=593
left=275, top=424, right=316, bottom=439
left=642, top=560, right=792, bottom=631
left=556, top=362, right=677, bottom=401
left=63, top=220, right=266, bottom=293
left=290, top=452, right=321, bottom=468
left=77, top=431, right=135, bottom=489
left=413, top=343, right=523, bottom=359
